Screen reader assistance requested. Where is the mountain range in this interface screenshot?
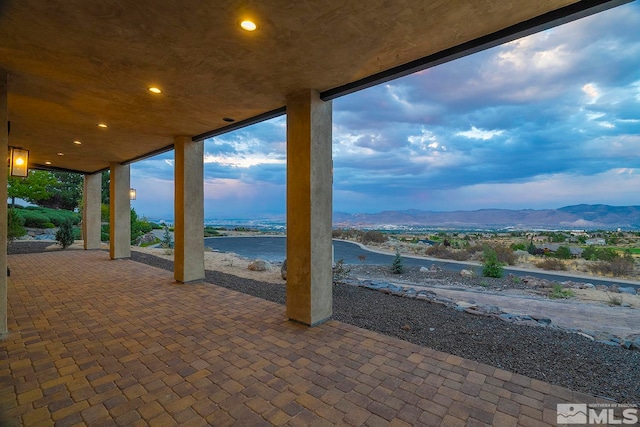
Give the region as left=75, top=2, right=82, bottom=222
left=333, top=204, right=640, bottom=230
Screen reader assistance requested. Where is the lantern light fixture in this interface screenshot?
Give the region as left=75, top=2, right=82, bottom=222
left=9, top=147, right=29, bottom=177
left=129, top=188, right=137, bottom=200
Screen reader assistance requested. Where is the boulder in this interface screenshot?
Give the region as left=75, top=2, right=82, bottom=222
left=135, top=232, right=157, bottom=246
left=460, top=269, right=473, bottom=277
left=248, top=259, right=271, bottom=271
left=419, top=266, right=429, bottom=273
left=281, top=259, right=287, bottom=280
left=619, top=287, right=637, bottom=295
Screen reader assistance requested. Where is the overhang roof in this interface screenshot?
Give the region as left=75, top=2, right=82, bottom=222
left=0, top=0, right=631, bottom=174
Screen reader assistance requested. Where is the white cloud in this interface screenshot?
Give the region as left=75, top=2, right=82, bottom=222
left=203, top=154, right=285, bottom=168
left=457, top=126, right=504, bottom=140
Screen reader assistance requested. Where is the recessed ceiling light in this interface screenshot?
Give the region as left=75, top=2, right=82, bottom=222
left=45, top=161, right=51, bottom=165
left=240, top=20, right=257, bottom=31
left=73, top=140, right=82, bottom=145
left=97, top=123, right=108, bottom=128
left=57, top=152, right=64, bottom=156
left=223, top=117, right=235, bottom=122
left=149, top=87, right=162, bottom=94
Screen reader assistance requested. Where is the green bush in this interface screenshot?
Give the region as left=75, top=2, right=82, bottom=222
left=55, top=220, right=75, bottom=249
left=555, top=246, right=572, bottom=260
left=482, top=248, right=504, bottom=278
left=17, top=207, right=80, bottom=227
left=549, top=284, right=574, bottom=299
left=101, top=224, right=110, bottom=242
left=390, top=251, right=405, bottom=274
left=19, top=210, right=51, bottom=228
left=7, top=208, right=26, bottom=241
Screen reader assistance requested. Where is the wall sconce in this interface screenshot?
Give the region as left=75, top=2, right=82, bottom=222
left=129, top=188, right=137, bottom=200
left=9, top=147, right=29, bottom=177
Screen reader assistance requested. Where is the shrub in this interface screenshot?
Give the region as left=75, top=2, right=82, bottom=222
left=101, top=224, right=110, bottom=242
left=19, top=210, right=51, bottom=228
left=482, top=248, right=504, bottom=278
left=7, top=208, right=26, bottom=242
left=555, top=246, right=572, bottom=260
left=55, top=220, right=75, bottom=249
left=425, top=245, right=452, bottom=258
left=492, top=244, right=516, bottom=266
left=161, top=226, right=173, bottom=249
left=362, top=230, right=386, bottom=244
left=589, top=257, right=635, bottom=277
left=390, top=251, right=405, bottom=274
left=333, top=259, right=350, bottom=283
left=549, top=284, right=574, bottom=299
left=535, top=258, right=566, bottom=270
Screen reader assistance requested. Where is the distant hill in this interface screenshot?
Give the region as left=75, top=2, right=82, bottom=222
left=333, top=204, right=640, bottom=229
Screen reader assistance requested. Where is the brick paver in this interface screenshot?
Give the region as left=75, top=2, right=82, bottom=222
left=1, top=250, right=606, bottom=425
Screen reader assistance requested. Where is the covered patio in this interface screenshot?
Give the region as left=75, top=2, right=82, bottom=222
left=1, top=249, right=604, bottom=425
left=0, top=0, right=634, bottom=425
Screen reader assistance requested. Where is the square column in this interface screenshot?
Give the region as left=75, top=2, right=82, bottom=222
left=83, top=173, right=102, bottom=250
left=109, top=163, right=131, bottom=259
left=0, top=70, right=7, bottom=334
left=286, top=89, right=333, bottom=326
left=174, top=136, right=204, bottom=283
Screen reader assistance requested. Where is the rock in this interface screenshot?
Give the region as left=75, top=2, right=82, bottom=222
left=532, top=316, right=552, bottom=325
left=281, top=259, right=287, bottom=280
left=460, top=269, right=474, bottom=277
left=430, top=264, right=442, bottom=272
left=577, top=332, right=594, bottom=341
left=583, top=283, right=595, bottom=289
left=619, top=287, right=637, bottom=295
left=419, top=266, right=429, bottom=273
left=248, top=259, right=271, bottom=271
left=608, top=285, right=621, bottom=293
left=456, top=301, right=476, bottom=309
left=135, top=232, right=157, bottom=246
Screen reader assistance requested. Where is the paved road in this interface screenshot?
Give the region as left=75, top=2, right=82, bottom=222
left=204, top=236, right=640, bottom=289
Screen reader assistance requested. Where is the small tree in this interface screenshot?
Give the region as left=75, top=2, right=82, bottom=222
left=555, top=246, right=572, bottom=260
left=55, top=219, right=75, bottom=249
left=161, top=225, right=173, bottom=248
left=482, top=248, right=504, bottom=278
left=390, top=251, right=405, bottom=274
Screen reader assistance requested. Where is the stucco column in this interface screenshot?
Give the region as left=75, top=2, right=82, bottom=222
left=0, top=70, right=8, bottom=334
left=109, top=163, right=131, bottom=259
left=83, top=173, right=102, bottom=250
left=174, top=136, right=204, bottom=283
left=286, top=89, right=333, bottom=326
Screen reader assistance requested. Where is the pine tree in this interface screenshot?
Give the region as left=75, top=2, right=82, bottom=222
left=55, top=219, right=75, bottom=249
left=390, top=251, right=405, bottom=274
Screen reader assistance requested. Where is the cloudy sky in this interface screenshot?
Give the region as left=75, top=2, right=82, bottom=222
left=131, top=2, right=640, bottom=221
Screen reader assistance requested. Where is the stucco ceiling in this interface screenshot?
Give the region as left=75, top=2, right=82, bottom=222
left=0, top=0, right=630, bottom=174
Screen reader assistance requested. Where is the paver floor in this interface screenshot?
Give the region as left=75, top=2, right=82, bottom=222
left=1, top=250, right=608, bottom=426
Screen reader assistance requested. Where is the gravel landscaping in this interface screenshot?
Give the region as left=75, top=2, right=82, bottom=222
left=8, top=242, right=640, bottom=404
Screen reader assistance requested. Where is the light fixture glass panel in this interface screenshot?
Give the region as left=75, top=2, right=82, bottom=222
left=10, top=148, right=29, bottom=177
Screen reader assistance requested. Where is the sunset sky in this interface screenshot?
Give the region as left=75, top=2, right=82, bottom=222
left=130, top=2, right=640, bottom=221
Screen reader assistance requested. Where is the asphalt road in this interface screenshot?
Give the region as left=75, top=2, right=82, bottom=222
left=204, top=236, right=640, bottom=289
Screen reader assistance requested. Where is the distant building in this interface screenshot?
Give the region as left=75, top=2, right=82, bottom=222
left=585, top=238, right=606, bottom=246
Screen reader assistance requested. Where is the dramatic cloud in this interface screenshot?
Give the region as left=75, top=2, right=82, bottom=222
left=131, top=2, right=640, bottom=220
